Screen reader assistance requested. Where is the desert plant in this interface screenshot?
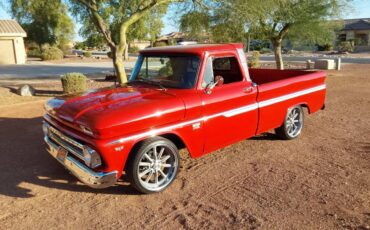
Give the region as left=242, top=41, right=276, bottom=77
left=83, top=51, right=92, bottom=57
left=158, top=61, right=173, bottom=76
left=59, top=43, right=73, bottom=55
left=155, top=41, right=167, bottom=47
left=317, top=43, right=333, bottom=51
left=259, top=48, right=272, bottom=54
left=129, top=46, right=140, bottom=54
left=61, top=73, right=87, bottom=94
left=338, top=41, right=354, bottom=52
left=27, top=47, right=42, bottom=58
left=74, top=41, right=85, bottom=50
left=41, top=47, right=64, bottom=60
left=168, top=38, right=176, bottom=46
left=248, top=51, right=260, bottom=68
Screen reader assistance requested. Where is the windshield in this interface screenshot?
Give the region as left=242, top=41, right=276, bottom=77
left=130, top=55, right=200, bottom=89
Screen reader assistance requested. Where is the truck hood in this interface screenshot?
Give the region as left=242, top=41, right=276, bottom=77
left=45, top=85, right=185, bottom=138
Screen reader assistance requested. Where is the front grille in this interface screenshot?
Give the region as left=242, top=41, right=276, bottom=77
left=47, top=124, right=85, bottom=161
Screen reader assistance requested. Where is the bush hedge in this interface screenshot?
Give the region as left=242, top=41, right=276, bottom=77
left=61, top=73, right=87, bottom=94
left=338, top=41, right=354, bottom=52
left=83, top=51, right=92, bottom=57
left=155, top=42, right=167, bottom=47
left=248, top=51, right=261, bottom=68
left=41, top=47, right=64, bottom=61
left=27, top=48, right=42, bottom=58
left=129, top=46, right=140, bottom=54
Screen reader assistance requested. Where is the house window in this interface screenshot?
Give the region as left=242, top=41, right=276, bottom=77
left=338, top=34, right=346, bottom=42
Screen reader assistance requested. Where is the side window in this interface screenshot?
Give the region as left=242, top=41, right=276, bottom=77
left=213, top=58, right=231, bottom=70
left=202, top=57, right=214, bottom=88
left=213, top=56, right=243, bottom=84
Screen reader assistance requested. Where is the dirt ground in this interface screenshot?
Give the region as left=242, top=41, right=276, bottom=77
left=0, top=64, right=369, bottom=229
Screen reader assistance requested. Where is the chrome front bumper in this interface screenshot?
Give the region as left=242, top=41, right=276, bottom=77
left=44, top=136, right=117, bottom=189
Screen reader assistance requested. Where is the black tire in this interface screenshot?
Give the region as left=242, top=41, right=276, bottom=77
left=275, top=105, right=304, bottom=140
left=126, top=137, right=180, bottom=194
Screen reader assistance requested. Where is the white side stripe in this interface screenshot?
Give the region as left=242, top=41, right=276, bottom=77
left=223, top=104, right=259, bottom=117
left=109, top=84, right=325, bottom=145
left=258, top=84, right=326, bottom=108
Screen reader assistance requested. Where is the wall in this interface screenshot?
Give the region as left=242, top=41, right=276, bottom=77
left=0, top=36, right=26, bottom=64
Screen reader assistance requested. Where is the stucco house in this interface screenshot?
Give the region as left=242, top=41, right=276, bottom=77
left=0, top=20, right=27, bottom=64
left=130, top=39, right=151, bottom=50
left=155, top=32, right=186, bottom=46
left=337, top=18, right=370, bottom=52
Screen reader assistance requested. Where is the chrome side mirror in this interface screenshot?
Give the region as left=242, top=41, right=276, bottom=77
left=205, top=81, right=218, bottom=95
left=205, top=75, right=224, bottom=95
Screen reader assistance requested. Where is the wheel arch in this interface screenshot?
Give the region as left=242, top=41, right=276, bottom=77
left=300, top=103, right=311, bottom=114
left=124, top=132, right=193, bottom=172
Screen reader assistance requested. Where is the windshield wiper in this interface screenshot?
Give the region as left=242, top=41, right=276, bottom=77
left=129, top=77, right=166, bottom=90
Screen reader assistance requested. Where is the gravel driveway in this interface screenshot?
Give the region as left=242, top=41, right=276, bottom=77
left=0, top=64, right=369, bottom=229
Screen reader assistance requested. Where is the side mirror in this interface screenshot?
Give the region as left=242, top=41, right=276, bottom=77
left=205, top=76, right=224, bottom=95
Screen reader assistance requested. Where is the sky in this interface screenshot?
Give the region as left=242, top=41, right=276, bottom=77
left=0, top=0, right=369, bottom=41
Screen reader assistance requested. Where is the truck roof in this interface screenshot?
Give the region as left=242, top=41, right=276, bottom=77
left=140, top=43, right=244, bottom=55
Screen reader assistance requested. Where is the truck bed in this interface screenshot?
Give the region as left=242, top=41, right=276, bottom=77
left=249, top=69, right=322, bottom=85
left=249, top=69, right=326, bottom=134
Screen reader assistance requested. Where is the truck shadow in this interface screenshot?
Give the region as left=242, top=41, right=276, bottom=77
left=249, top=133, right=280, bottom=141
left=0, top=116, right=140, bottom=198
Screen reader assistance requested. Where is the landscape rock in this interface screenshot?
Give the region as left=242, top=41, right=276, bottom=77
left=17, top=85, right=35, bottom=96
left=314, top=59, right=336, bottom=70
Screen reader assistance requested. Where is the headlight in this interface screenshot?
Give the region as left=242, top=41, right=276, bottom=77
left=80, top=125, right=94, bottom=136
left=83, top=146, right=102, bottom=169
left=42, top=122, right=49, bottom=136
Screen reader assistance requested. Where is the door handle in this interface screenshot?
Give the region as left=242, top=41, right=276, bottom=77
left=243, top=86, right=254, bottom=93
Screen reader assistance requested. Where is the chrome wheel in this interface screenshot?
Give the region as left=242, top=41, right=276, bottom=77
left=275, top=105, right=304, bottom=140
left=285, top=107, right=303, bottom=138
left=137, top=144, right=178, bottom=192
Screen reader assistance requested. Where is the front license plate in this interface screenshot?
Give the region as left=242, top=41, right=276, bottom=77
left=56, top=147, right=68, bottom=161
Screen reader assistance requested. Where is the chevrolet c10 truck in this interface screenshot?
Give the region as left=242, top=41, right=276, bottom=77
left=43, top=44, right=326, bottom=193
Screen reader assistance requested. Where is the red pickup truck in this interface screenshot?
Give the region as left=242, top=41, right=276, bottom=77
left=43, top=44, right=326, bottom=193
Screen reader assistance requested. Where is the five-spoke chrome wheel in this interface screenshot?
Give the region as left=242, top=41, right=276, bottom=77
left=127, top=137, right=179, bottom=193
left=275, top=105, right=304, bottom=140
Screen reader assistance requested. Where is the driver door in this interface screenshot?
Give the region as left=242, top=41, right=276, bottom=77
left=200, top=53, right=258, bottom=153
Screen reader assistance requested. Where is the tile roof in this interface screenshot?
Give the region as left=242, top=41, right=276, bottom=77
left=0, top=20, right=27, bottom=37
left=342, top=19, right=370, bottom=31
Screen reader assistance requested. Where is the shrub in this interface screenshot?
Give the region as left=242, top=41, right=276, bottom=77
left=107, top=51, right=113, bottom=59
left=155, top=41, right=167, bottom=47
left=159, top=61, right=173, bottom=76
left=61, top=73, right=87, bottom=94
left=168, top=38, right=176, bottom=46
left=74, top=42, right=85, bottom=50
left=248, top=51, right=260, bottom=68
left=129, top=46, right=140, bottom=54
left=338, top=41, right=354, bottom=52
left=317, top=43, right=333, bottom=51
left=83, top=51, right=92, bottom=57
left=59, top=43, right=73, bottom=55
left=27, top=47, right=42, bottom=58
left=259, top=48, right=272, bottom=54
left=41, top=47, right=64, bottom=61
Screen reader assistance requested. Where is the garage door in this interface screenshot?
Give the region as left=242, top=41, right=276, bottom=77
left=0, top=40, right=16, bottom=64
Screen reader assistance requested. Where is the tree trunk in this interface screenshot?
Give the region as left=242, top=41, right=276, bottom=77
left=124, top=43, right=129, bottom=61
left=111, top=46, right=128, bottom=84
left=272, top=39, right=284, bottom=70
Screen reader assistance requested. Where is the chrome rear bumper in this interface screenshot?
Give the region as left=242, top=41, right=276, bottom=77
left=44, top=136, right=117, bottom=189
